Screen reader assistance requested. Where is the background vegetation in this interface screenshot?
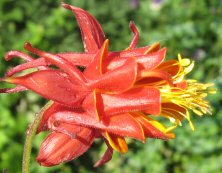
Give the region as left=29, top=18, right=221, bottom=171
left=0, top=0, right=222, bottom=173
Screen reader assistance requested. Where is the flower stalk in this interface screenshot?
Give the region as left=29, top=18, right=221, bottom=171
left=22, top=101, right=53, bottom=173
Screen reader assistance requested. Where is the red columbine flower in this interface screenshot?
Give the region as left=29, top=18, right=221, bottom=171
left=0, top=3, right=215, bottom=167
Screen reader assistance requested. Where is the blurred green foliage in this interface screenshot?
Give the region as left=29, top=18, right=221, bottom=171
left=0, top=0, right=222, bottom=173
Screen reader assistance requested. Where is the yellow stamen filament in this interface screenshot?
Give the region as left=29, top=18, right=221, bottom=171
left=161, top=80, right=216, bottom=117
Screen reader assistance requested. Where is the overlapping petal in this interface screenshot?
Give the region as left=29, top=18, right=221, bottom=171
left=86, top=58, right=137, bottom=93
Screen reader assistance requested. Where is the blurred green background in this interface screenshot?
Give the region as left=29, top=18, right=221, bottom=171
left=0, top=0, right=222, bottom=173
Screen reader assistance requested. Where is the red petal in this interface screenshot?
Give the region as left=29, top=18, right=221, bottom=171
left=84, top=39, right=109, bottom=80
left=86, top=58, right=137, bottom=93
left=62, top=3, right=106, bottom=52
left=37, top=125, right=95, bottom=166
left=94, top=87, right=161, bottom=116
left=3, top=70, right=89, bottom=107
left=48, top=109, right=145, bottom=140
left=106, top=48, right=167, bottom=72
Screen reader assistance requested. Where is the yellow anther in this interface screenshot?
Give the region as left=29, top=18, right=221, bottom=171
left=193, top=109, right=204, bottom=116
left=184, top=61, right=194, bottom=74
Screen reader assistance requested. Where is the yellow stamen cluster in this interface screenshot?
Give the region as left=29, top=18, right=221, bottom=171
left=160, top=55, right=216, bottom=130
left=161, top=81, right=215, bottom=116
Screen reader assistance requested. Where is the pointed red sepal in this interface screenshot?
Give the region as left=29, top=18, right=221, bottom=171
left=3, top=70, right=89, bottom=107
left=131, top=112, right=175, bottom=139
left=62, top=3, right=106, bottom=52
left=24, top=43, right=86, bottom=84
left=84, top=39, right=109, bottom=80
left=37, top=125, right=95, bottom=166
left=94, top=145, right=113, bottom=167
left=48, top=107, right=145, bottom=141
left=86, top=58, right=137, bottom=93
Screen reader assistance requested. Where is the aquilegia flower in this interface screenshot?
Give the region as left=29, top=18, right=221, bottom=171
left=0, top=3, right=215, bottom=167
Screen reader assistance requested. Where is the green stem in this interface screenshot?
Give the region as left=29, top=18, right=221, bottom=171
left=22, top=101, right=53, bottom=173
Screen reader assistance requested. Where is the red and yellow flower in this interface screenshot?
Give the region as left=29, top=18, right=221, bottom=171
left=0, top=3, right=215, bottom=167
